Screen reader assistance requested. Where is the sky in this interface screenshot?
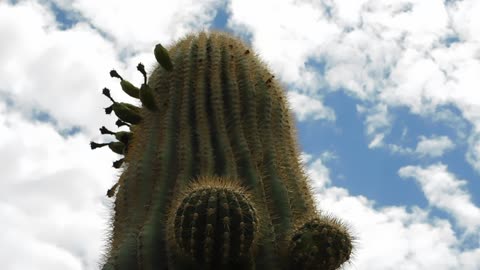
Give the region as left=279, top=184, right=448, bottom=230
left=0, top=0, right=479, bottom=269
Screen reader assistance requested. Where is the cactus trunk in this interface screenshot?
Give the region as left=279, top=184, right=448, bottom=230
left=93, top=30, right=353, bottom=270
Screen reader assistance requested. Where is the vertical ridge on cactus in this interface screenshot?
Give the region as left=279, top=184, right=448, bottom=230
left=93, top=30, right=354, bottom=269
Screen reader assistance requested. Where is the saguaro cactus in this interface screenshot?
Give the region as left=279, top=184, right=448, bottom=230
left=91, top=30, right=354, bottom=270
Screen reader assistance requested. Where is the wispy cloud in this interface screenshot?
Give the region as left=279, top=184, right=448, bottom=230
left=415, top=135, right=455, bottom=158
left=388, top=135, right=455, bottom=158
left=357, top=104, right=391, bottom=148
left=399, top=163, right=480, bottom=234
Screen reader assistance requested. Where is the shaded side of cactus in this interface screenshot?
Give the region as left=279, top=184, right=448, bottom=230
left=93, top=30, right=353, bottom=270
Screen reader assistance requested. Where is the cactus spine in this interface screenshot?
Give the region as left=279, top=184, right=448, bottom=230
left=92, top=30, right=354, bottom=269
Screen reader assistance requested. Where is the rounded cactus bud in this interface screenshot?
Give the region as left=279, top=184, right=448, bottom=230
left=135, top=63, right=157, bottom=110
left=102, top=87, right=142, bottom=124
left=114, top=131, right=132, bottom=145
left=154, top=43, right=173, bottom=71
left=108, top=141, right=126, bottom=155
left=110, top=69, right=140, bottom=98
left=139, top=84, right=157, bottom=111
left=112, top=103, right=142, bottom=125
left=90, top=141, right=125, bottom=155
left=99, top=127, right=132, bottom=146
left=167, top=176, right=259, bottom=269
left=288, top=216, right=353, bottom=270
left=120, top=80, right=140, bottom=99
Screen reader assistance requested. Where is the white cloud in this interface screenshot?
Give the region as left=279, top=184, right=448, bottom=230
left=230, top=0, right=480, bottom=172
left=305, top=155, right=480, bottom=270
left=363, top=104, right=391, bottom=136
left=357, top=104, right=391, bottom=149
left=228, top=0, right=342, bottom=98
left=0, top=213, right=83, bottom=270
left=0, top=100, right=117, bottom=269
left=415, top=135, right=454, bottom=158
left=399, top=163, right=480, bottom=234
left=287, top=91, right=335, bottom=121
left=322, top=0, right=370, bottom=28
left=368, top=133, right=385, bottom=149
left=449, top=0, right=480, bottom=42
left=387, top=143, right=412, bottom=155
left=320, top=150, right=338, bottom=162
left=388, top=135, right=455, bottom=158
left=303, top=153, right=331, bottom=191
left=0, top=1, right=120, bottom=135
left=50, top=0, right=223, bottom=49
left=466, top=135, right=480, bottom=173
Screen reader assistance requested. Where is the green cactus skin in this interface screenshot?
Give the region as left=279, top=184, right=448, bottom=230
left=166, top=176, right=259, bottom=270
left=96, top=30, right=354, bottom=270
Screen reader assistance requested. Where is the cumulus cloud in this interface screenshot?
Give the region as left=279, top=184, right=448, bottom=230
left=49, top=0, right=223, bottom=49
left=415, top=135, right=455, bottom=158
left=304, top=152, right=332, bottom=190
left=0, top=100, right=117, bottom=269
left=0, top=0, right=120, bottom=135
left=388, top=135, right=455, bottom=158
left=287, top=91, right=335, bottom=121
left=229, top=0, right=480, bottom=172
left=399, top=163, right=480, bottom=234
left=228, top=0, right=341, bottom=87
left=307, top=156, right=480, bottom=270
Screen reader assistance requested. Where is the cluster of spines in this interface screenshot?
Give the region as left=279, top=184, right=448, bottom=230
left=288, top=216, right=354, bottom=270
left=167, top=176, right=259, bottom=269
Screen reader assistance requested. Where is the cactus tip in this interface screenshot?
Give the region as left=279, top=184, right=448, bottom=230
left=110, top=70, right=123, bottom=80
left=137, top=63, right=147, bottom=84
left=99, top=126, right=112, bottom=135
left=112, top=159, right=124, bottom=169
left=90, top=141, right=107, bottom=150
left=115, top=119, right=130, bottom=128
left=106, top=182, right=119, bottom=197
left=104, top=105, right=113, bottom=114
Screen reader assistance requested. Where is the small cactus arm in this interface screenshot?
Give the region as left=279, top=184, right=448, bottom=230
left=91, top=30, right=355, bottom=270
